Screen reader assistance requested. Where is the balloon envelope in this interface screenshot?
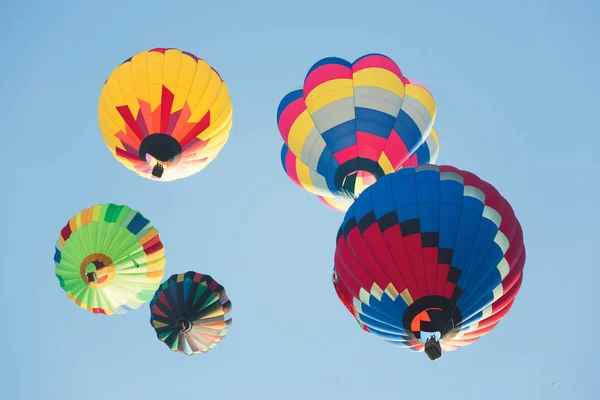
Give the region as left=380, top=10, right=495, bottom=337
left=98, top=48, right=233, bottom=181
left=150, top=271, right=232, bottom=355
left=333, top=165, right=525, bottom=357
left=278, top=53, right=439, bottom=211
left=54, top=203, right=165, bottom=315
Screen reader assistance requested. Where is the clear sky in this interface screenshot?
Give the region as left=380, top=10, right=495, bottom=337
left=2, top=0, right=598, bottom=399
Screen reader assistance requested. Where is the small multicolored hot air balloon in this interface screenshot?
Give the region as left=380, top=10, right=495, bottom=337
left=54, top=203, right=165, bottom=315
left=278, top=53, right=439, bottom=211
left=98, top=48, right=233, bottom=181
left=333, top=165, right=525, bottom=360
left=150, top=271, right=232, bottom=355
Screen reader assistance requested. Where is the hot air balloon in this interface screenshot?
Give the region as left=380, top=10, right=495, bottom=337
left=278, top=53, right=439, bottom=212
left=333, top=165, right=525, bottom=360
left=150, top=271, right=232, bottom=355
left=98, top=48, right=233, bottom=181
left=54, top=203, right=165, bottom=315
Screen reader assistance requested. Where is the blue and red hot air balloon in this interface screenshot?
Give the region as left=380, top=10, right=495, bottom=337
left=332, top=165, right=525, bottom=360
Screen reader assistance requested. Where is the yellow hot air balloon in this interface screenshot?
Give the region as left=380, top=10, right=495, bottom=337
left=98, top=48, right=232, bottom=181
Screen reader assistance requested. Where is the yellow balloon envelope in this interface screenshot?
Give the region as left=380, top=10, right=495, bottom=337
left=98, top=48, right=233, bottom=181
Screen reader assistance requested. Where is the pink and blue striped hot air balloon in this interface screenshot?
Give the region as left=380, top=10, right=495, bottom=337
left=277, top=53, right=439, bottom=211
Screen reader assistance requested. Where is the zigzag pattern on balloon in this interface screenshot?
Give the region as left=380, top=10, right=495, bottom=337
left=98, top=48, right=233, bottom=181
left=333, top=165, right=525, bottom=353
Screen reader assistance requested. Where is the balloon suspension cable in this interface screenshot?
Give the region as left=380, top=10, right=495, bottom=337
left=340, top=186, right=358, bottom=201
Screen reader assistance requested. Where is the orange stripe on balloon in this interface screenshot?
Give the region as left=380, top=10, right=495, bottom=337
left=171, top=103, right=192, bottom=138
left=179, top=111, right=211, bottom=147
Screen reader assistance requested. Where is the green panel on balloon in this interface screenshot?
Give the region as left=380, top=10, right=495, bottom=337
left=150, top=271, right=232, bottom=355
left=54, top=203, right=166, bottom=315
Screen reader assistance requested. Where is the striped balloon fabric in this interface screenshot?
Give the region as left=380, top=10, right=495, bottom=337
left=333, top=165, right=525, bottom=357
left=278, top=53, right=439, bottom=211
left=150, top=271, right=232, bottom=355
left=54, top=203, right=166, bottom=315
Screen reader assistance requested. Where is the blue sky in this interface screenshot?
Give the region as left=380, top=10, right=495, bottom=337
left=2, top=0, right=598, bottom=398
